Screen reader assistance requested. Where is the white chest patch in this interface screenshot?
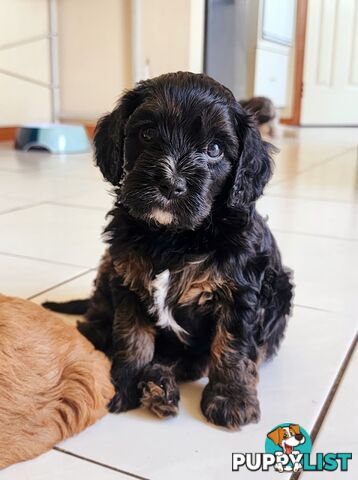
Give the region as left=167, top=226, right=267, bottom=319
left=149, top=209, right=173, bottom=225
left=150, top=269, right=189, bottom=343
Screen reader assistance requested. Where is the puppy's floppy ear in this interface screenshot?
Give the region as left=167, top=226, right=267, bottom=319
left=228, top=104, right=274, bottom=208
left=94, top=88, right=144, bottom=185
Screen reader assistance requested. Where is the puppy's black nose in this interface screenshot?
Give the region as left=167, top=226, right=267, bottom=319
left=159, top=177, right=187, bottom=199
left=295, top=434, right=303, bottom=441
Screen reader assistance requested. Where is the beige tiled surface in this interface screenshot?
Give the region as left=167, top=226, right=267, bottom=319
left=0, top=196, right=41, bottom=214
left=52, top=306, right=357, bottom=480
left=0, top=253, right=89, bottom=299
left=274, top=231, right=358, bottom=314
left=0, top=144, right=100, bottom=179
left=301, top=348, right=357, bottom=479
left=268, top=149, right=358, bottom=203
left=0, top=127, right=357, bottom=479
left=257, top=195, right=358, bottom=240
left=32, top=270, right=95, bottom=325
left=57, top=186, right=115, bottom=211
left=0, top=169, right=103, bottom=202
left=0, top=203, right=106, bottom=267
left=269, top=144, right=355, bottom=185
left=1, top=450, right=132, bottom=480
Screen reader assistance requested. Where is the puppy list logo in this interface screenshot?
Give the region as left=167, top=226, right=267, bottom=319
left=232, top=422, right=352, bottom=473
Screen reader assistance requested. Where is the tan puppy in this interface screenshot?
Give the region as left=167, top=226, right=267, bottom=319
left=0, top=295, right=114, bottom=469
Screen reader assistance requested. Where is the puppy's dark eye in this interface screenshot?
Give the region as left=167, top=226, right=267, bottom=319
left=140, top=128, right=156, bottom=142
left=207, top=143, right=223, bottom=158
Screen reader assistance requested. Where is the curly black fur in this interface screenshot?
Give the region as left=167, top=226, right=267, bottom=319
left=45, top=72, right=293, bottom=429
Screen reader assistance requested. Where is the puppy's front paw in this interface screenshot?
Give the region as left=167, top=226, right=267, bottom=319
left=139, top=364, right=180, bottom=418
left=200, top=383, right=260, bottom=429
left=108, top=384, right=140, bottom=413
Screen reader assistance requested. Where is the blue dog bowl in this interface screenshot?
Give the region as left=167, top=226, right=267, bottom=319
left=15, top=123, right=91, bottom=154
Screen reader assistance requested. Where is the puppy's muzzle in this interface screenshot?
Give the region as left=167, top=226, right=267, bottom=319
left=158, top=176, right=187, bottom=199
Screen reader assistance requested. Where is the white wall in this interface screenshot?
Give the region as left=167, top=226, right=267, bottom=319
left=0, top=0, right=205, bottom=125
left=57, top=0, right=132, bottom=121
left=0, top=0, right=52, bottom=126
left=58, top=0, right=204, bottom=122
left=136, top=0, right=205, bottom=80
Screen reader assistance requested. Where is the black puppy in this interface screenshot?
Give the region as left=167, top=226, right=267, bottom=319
left=45, top=72, right=293, bottom=429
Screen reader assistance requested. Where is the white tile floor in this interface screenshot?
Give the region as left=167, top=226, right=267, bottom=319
left=301, top=348, right=357, bottom=479
left=0, top=127, right=357, bottom=480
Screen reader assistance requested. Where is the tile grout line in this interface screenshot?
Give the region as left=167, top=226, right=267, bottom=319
left=47, top=200, right=113, bottom=212
left=53, top=447, right=150, bottom=480
left=0, top=200, right=48, bottom=216
left=0, top=197, right=112, bottom=214
left=289, top=333, right=358, bottom=480
left=28, top=268, right=95, bottom=301
left=308, top=333, right=358, bottom=443
left=0, top=172, right=106, bottom=185
left=293, top=303, right=332, bottom=313
left=264, top=191, right=358, bottom=205
left=0, top=164, right=99, bottom=177
left=0, top=250, right=94, bottom=269
left=272, top=227, right=358, bottom=243
left=270, top=146, right=356, bottom=187
left=2, top=254, right=344, bottom=316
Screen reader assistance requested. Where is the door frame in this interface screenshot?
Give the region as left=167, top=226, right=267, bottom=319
left=281, top=0, right=308, bottom=125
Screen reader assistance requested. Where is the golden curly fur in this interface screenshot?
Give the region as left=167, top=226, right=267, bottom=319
left=0, top=294, right=114, bottom=469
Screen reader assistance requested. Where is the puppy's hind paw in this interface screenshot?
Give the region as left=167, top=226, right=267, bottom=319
left=139, top=364, right=180, bottom=418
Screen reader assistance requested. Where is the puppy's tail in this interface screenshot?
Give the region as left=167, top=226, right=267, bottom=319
left=42, top=299, right=90, bottom=315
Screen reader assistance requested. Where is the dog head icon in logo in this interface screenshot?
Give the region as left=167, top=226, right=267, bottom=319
left=266, top=423, right=312, bottom=472
left=267, top=424, right=305, bottom=455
